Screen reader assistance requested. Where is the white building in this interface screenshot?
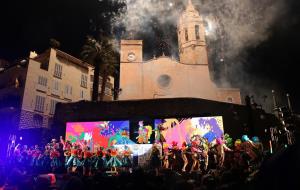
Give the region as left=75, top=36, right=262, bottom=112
left=19, top=48, right=113, bottom=129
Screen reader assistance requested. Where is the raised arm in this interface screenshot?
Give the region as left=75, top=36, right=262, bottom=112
left=60, top=136, right=66, bottom=147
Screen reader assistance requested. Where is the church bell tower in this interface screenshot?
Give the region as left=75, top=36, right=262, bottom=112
left=178, top=0, right=208, bottom=65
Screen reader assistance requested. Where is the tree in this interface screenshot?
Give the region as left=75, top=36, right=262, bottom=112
left=81, top=35, right=118, bottom=101
left=49, top=38, right=61, bottom=49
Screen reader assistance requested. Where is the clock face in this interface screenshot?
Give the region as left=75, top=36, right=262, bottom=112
left=127, top=52, right=136, bottom=62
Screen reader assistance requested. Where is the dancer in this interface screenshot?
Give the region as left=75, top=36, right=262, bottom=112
left=104, top=148, right=111, bottom=170
left=241, top=135, right=256, bottom=172
left=31, top=145, right=41, bottom=170
left=13, top=144, right=22, bottom=165
left=93, top=146, right=105, bottom=173
left=66, top=143, right=81, bottom=173
left=150, top=143, right=161, bottom=176
left=162, top=144, right=171, bottom=169
left=215, top=136, right=232, bottom=169
left=20, top=145, right=30, bottom=168
left=169, top=141, right=181, bottom=171
left=106, top=148, right=122, bottom=173
left=40, top=144, right=51, bottom=172
left=82, top=146, right=93, bottom=176
left=181, top=142, right=189, bottom=172
left=50, top=144, right=61, bottom=172
left=200, top=137, right=209, bottom=171
left=252, top=136, right=264, bottom=158
left=121, top=145, right=132, bottom=172
left=232, top=139, right=244, bottom=169
left=190, top=140, right=201, bottom=172
left=60, top=136, right=71, bottom=168
left=241, top=135, right=257, bottom=161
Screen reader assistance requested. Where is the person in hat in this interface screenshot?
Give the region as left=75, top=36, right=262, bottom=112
left=241, top=135, right=256, bottom=172
left=31, top=145, right=41, bottom=170
left=50, top=143, right=61, bottom=173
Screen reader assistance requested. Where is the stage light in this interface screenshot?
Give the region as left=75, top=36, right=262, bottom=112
left=20, top=136, right=22, bottom=140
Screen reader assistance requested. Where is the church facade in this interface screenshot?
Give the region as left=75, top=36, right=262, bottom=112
left=119, top=0, right=241, bottom=104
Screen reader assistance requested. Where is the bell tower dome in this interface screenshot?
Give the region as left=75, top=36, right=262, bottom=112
left=178, top=0, right=208, bottom=65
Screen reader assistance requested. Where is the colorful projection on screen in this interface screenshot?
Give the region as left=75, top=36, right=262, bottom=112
left=130, top=120, right=154, bottom=144
left=66, top=121, right=134, bottom=150
left=154, top=116, right=224, bottom=146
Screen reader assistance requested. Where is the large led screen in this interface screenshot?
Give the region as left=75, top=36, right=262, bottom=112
left=66, top=120, right=134, bottom=150
left=154, top=116, right=224, bottom=146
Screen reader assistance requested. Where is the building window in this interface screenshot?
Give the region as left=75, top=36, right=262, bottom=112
left=195, top=25, right=200, bottom=40
left=33, top=114, right=43, bottom=127
left=40, top=60, right=49, bottom=71
left=64, top=85, right=73, bottom=96
left=38, top=76, right=47, bottom=87
left=80, top=90, right=85, bottom=99
left=54, top=63, right=62, bottom=78
left=35, top=95, right=45, bottom=112
left=49, top=99, right=58, bottom=115
left=81, top=74, right=88, bottom=88
left=185, top=28, right=189, bottom=41
left=52, top=80, right=60, bottom=95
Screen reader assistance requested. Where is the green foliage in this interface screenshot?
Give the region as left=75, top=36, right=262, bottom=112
left=89, top=0, right=127, bottom=35
left=224, top=133, right=233, bottom=148
left=69, top=135, right=77, bottom=143
left=79, top=132, right=85, bottom=140
left=81, top=35, right=118, bottom=101
left=49, top=38, right=61, bottom=49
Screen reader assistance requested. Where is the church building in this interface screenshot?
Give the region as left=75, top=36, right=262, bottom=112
left=119, top=0, right=241, bottom=104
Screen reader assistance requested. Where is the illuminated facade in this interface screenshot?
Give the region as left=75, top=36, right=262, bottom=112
left=0, top=48, right=114, bottom=130
left=119, top=0, right=241, bottom=104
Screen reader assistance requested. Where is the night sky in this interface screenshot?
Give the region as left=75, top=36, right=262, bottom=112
left=0, top=0, right=299, bottom=112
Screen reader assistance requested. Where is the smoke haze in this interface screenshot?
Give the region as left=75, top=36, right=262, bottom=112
left=112, top=0, right=288, bottom=112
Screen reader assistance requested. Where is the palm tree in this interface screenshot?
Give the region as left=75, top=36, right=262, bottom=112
left=81, top=35, right=118, bottom=101
left=49, top=38, right=61, bottom=49
left=99, top=47, right=118, bottom=101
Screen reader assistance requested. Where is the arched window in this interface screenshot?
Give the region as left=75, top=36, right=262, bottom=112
left=195, top=25, right=200, bottom=40
left=185, top=28, right=188, bottom=41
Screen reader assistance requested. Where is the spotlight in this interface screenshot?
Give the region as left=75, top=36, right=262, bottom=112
left=20, top=136, right=23, bottom=140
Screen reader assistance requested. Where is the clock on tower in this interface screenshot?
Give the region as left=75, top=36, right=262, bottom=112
left=120, top=40, right=143, bottom=63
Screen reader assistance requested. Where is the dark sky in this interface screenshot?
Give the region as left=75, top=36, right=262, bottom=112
left=0, top=0, right=299, bottom=112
